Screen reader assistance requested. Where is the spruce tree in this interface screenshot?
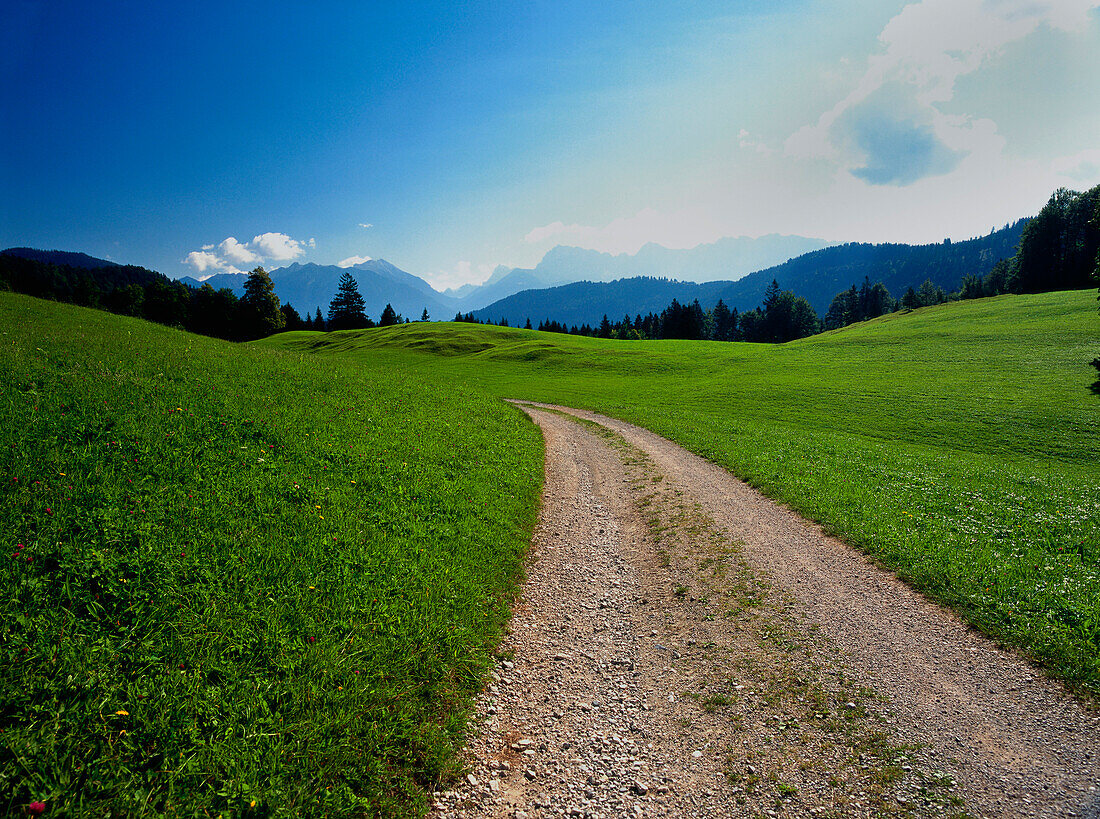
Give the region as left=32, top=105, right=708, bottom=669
left=712, top=299, right=733, bottom=341
left=379, top=303, right=400, bottom=326
left=279, top=303, right=302, bottom=331
left=314, top=307, right=325, bottom=330
left=327, top=272, right=368, bottom=330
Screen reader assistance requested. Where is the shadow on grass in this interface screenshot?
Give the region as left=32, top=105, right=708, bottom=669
left=1092, top=359, right=1100, bottom=395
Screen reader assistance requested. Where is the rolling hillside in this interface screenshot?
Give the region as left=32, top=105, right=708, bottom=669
left=267, top=289, right=1100, bottom=698
left=0, top=293, right=542, bottom=816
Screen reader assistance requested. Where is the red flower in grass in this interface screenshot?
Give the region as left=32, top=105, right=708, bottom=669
left=28, top=802, right=46, bottom=815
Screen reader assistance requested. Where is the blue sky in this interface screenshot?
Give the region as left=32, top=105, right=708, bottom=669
left=2, top=0, right=1098, bottom=289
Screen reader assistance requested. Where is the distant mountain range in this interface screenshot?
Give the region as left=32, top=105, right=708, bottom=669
left=181, top=258, right=457, bottom=322
left=173, top=234, right=832, bottom=320
left=6, top=221, right=1028, bottom=329
left=468, top=221, right=1028, bottom=327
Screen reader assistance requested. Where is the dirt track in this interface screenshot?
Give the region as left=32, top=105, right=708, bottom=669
left=430, top=404, right=1100, bottom=819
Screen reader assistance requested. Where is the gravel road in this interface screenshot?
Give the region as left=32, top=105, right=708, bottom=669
left=429, top=404, right=1100, bottom=819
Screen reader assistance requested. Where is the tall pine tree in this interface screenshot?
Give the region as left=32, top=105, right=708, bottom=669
left=327, top=272, right=368, bottom=330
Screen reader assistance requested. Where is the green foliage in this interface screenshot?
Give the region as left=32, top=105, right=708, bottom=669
left=240, top=267, right=285, bottom=339
left=824, top=278, right=897, bottom=330
left=1015, top=185, right=1100, bottom=293
left=327, top=272, right=369, bottom=330
left=0, top=294, right=541, bottom=817
left=379, top=304, right=402, bottom=327
left=269, top=291, right=1100, bottom=696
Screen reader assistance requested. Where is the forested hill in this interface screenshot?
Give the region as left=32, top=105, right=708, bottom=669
left=1, top=248, right=120, bottom=269
left=471, top=220, right=1028, bottom=327
left=720, top=219, right=1029, bottom=313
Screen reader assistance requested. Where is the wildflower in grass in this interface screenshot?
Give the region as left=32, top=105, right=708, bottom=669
left=115, top=709, right=128, bottom=716
left=28, top=802, right=45, bottom=815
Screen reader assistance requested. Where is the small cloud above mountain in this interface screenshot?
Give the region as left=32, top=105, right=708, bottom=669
left=337, top=255, right=373, bottom=267
left=250, top=233, right=314, bottom=261
left=218, top=237, right=262, bottom=265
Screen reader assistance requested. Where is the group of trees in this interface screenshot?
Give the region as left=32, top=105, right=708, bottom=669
left=325, top=272, right=411, bottom=330
left=0, top=255, right=429, bottom=341
left=0, top=254, right=292, bottom=341
left=500, top=281, right=821, bottom=344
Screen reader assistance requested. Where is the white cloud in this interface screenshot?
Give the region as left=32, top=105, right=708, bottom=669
left=182, top=231, right=314, bottom=277
left=250, top=232, right=310, bottom=261
left=183, top=250, right=221, bottom=273
left=1052, top=148, right=1100, bottom=184
left=785, top=0, right=1100, bottom=184
left=182, top=250, right=245, bottom=277
left=423, top=260, right=487, bottom=290
left=358, top=222, right=373, bottom=229
left=737, top=128, right=774, bottom=155
left=218, top=236, right=261, bottom=265
left=523, top=207, right=725, bottom=256
left=337, top=255, right=373, bottom=268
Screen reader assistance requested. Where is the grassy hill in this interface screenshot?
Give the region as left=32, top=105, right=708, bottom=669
left=266, top=290, right=1100, bottom=699
left=3, top=288, right=1096, bottom=817
left=0, top=293, right=542, bottom=817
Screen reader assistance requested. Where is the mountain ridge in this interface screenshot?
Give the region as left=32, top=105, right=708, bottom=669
left=469, top=222, right=1029, bottom=327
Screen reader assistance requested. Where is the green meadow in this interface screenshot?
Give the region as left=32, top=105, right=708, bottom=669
left=264, top=290, right=1100, bottom=698
left=0, top=293, right=542, bottom=817
left=1, top=288, right=1097, bottom=818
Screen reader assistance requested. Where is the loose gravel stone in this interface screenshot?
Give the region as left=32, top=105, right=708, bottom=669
left=429, top=404, right=1100, bottom=819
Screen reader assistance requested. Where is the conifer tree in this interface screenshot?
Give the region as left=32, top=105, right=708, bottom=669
left=279, top=302, right=302, bottom=331
left=379, top=303, right=401, bottom=326
left=327, top=272, right=368, bottom=330
left=314, top=307, right=325, bottom=330
left=712, top=299, right=734, bottom=341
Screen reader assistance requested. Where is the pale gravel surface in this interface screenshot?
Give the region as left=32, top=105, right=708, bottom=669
left=429, top=404, right=1100, bottom=819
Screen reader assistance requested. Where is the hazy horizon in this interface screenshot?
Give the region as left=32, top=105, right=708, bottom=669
left=3, top=1, right=1098, bottom=289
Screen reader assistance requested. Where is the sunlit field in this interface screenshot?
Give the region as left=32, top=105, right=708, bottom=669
left=0, top=293, right=542, bottom=817
left=266, top=289, right=1100, bottom=698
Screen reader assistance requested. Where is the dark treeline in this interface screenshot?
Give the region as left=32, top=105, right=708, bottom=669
left=472, top=183, right=1100, bottom=344
left=460, top=281, right=819, bottom=343
left=0, top=253, right=283, bottom=340
left=0, top=254, right=418, bottom=340
left=504, top=282, right=818, bottom=343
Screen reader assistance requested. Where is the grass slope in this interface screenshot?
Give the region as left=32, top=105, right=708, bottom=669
left=0, top=294, right=542, bottom=817
left=266, top=291, right=1100, bottom=697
